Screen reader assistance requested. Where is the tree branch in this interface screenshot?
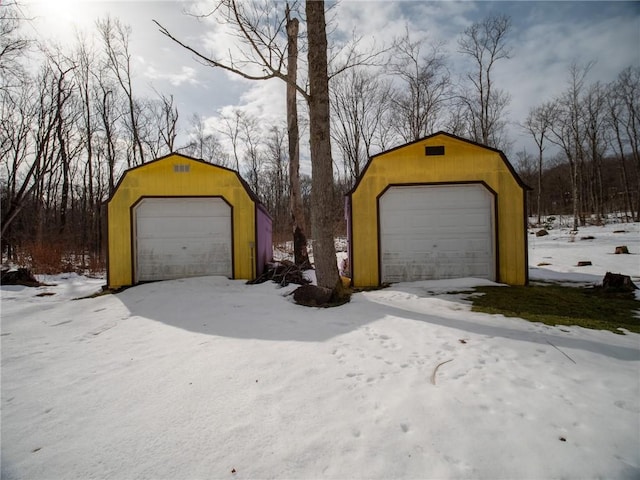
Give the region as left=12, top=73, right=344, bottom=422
left=153, top=18, right=310, bottom=101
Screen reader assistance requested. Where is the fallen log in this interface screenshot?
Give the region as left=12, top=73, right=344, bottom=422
left=248, top=260, right=311, bottom=287
left=1, top=268, right=45, bottom=287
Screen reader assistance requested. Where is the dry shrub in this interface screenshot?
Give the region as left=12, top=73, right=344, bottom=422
left=15, top=242, right=73, bottom=274
left=272, top=230, right=293, bottom=248
left=12, top=240, right=105, bottom=276
left=86, top=253, right=105, bottom=274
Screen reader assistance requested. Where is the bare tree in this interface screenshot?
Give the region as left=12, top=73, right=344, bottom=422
left=547, top=62, right=594, bottom=230
left=0, top=1, right=30, bottom=92
left=442, top=99, right=469, bottom=139
left=74, top=35, right=98, bottom=255
left=331, top=67, right=393, bottom=185
left=389, top=31, right=451, bottom=143
left=94, top=67, right=122, bottom=194
left=523, top=101, right=555, bottom=224
left=155, top=90, right=180, bottom=153
left=1, top=79, right=37, bottom=257
left=457, top=14, right=512, bottom=150
left=582, top=81, right=608, bottom=220
left=49, top=52, right=78, bottom=236
left=240, top=113, right=264, bottom=197
left=514, top=149, right=536, bottom=217
left=262, top=124, right=290, bottom=238
left=182, top=113, right=229, bottom=166
left=142, top=91, right=180, bottom=158
left=97, top=16, right=145, bottom=166
left=218, top=109, right=267, bottom=194
left=219, top=108, right=246, bottom=173
left=607, top=66, right=640, bottom=221
left=1, top=63, right=59, bottom=251
left=330, top=68, right=364, bottom=183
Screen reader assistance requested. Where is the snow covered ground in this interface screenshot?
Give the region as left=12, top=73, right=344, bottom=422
left=529, top=221, right=640, bottom=291
left=1, top=223, right=639, bottom=479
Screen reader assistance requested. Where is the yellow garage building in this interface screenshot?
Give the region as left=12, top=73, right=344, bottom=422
left=106, top=153, right=272, bottom=289
left=346, top=132, right=529, bottom=287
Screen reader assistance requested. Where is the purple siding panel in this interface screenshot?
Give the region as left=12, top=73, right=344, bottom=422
left=345, top=196, right=352, bottom=280
left=256, top=204, right=273, bottom=277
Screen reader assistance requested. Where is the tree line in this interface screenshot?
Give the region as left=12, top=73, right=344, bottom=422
left=2, top=11, right=185, bottom=271
left=518, top=64, right=639, bottom=228
left=1, top=1, right=638, bottom=278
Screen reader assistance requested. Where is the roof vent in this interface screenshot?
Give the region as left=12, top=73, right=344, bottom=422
left=173, top=164, right=190, bottom=173
left=425, top=146, right=445, bottom=156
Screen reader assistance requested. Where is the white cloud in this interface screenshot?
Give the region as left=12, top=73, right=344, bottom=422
left=144, top=64, right=200, bottom=86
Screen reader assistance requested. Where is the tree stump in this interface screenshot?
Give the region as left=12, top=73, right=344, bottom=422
left=576, top=261, right=592, bottom=267
left=292, top=284, right=334, bottom=307
left=615, top=246, right=630, bottom=254
left=602, top=272, right=638, bottom=292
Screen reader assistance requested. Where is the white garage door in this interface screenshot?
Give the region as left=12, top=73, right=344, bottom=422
left=135, top=197, right=232, bottom=282
left=379, top=184, right=495, bottom=283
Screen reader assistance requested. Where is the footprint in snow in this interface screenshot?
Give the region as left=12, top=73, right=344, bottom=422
left=614, top=400, right=640, bottom=413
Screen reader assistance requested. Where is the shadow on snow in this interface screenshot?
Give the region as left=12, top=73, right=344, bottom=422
left=114, top=276, right=640, bottom=362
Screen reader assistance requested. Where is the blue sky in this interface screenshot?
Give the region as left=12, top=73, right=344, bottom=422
left=21, top=0, right=640, bottom=168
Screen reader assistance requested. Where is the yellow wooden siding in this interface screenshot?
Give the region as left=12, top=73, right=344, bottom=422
left=107, top=155, right=256, bottom=288
left=350, top=134, right=527, bottom=287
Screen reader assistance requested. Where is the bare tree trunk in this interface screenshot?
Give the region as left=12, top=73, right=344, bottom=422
left=305, top=0, right=340, bottom=292
left=55, top=78, right=70, bottom=236
left=535, top=147, right=542, bottom=224
left=76, top=41, right=95, bottom=257
left=611, top=119, right=635, bottom=221
left=98, top=84, right=117, bottom=195
left=286, top=5, right=310, bottom=268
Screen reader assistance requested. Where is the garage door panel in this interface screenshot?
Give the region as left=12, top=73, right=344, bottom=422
left=380, top=184, right=495, bottom=283
left=137, top=210, right=230, bottom=221
left=137, top=217, right=230, bottom=239
left=135, top=198, right=232, bottom=282
left=137, top=260, right=228, bottom=280
left=137, top=252, right=231, bottom=278
left=137, top=238, right=231, bottom=258
left=135, top=198, right=229, bottom=217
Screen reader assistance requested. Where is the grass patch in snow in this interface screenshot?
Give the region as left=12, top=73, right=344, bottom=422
left=470, top=284, right=640, bottom=334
